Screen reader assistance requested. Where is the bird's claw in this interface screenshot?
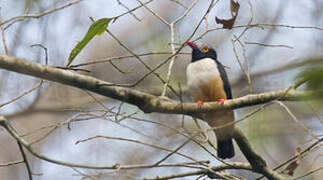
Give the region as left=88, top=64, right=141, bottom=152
left=197, top=100, right=204, bottom=106
left=218, top=98, right=225, bottom=104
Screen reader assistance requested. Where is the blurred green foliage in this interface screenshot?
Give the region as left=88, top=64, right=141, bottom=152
left=297, top=59, right=323, bottom=91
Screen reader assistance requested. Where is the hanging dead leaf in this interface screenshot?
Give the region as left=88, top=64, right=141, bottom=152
left=215, top=0, right=240, bottom=29
left=282, top=147, right=301, bottom=176
left=230, top=0, right=240, bottom=16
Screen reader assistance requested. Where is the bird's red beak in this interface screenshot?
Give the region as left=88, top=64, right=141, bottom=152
left=186, top=41, right=198, bottom=49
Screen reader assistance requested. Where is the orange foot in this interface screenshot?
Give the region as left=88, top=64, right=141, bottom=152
left=218, top=98, right=225, bottom=104
left=197, top=100, right=204, bottom=106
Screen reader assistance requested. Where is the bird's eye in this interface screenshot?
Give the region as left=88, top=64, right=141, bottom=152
left=202, top=46, right=209, bottom=52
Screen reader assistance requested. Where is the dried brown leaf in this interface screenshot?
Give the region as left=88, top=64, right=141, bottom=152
left=282, top=147, right=301, bottom=176
left=215, top=0, right=240, bottom=29
left=230, top=0, right=240, bottom=16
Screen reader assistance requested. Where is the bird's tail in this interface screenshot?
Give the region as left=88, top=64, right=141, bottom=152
left=206, top=110, right=235, bottom=159
left=217, top=136, right=234, bottom=159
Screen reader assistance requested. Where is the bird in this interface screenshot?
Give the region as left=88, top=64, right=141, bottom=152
left=186, top=41, right=235, bottom=159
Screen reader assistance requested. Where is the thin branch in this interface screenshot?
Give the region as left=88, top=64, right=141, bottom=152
left=69, top=52, right=190, bottom=68
left=0, top=116, right=211, bottom=170
left=93, top=17, right=179, bottom=96
left=233, top=0, right=254, bottom=42
left=100, top=28, right=165, bottom=83
left=0, top=115, right=290, bottom=179
left=1, top=0, right=83, bottom=29
left=0, top=160, right=24, bottom=167
left=132, top=0, right=217, bottom=88
left=245, top=41, right=293, bottom=49
left=193, top=23, right=323, bottom=42
left=0, top=14, right=9, bottom=55
left=144, top=162, right=252, bottom=180
left=30, top=44, right=48, bottom=65
left=17, top=141, right=33, bottom=180
left=293, top=166, right=323, bottom=180
left=232, top=35, right=253, bottom=93
left=76, top=135, right=202, bottom=164
left=0, top=80, right=43, bottom=108
left=161, top=0, right=199, bottom=96
left=153, top=133, right=199, bottom=166
left=257, top=138, right=323, bottom=180
left=116, top=0, right=142, bottom=21
left=113, top=0, right=153, bottom=21
left=161, top=23, right=176, bottom=96
left=304, top=101, right=323, bottom=124
left=173, top=0, right=199, bottom=24
left=143, top=169, right=215, bottom=180
left=71, top=167, right=97, bottom=180
left=169, top=0, right=188, bottom=9
left=135, top=0, right=169, bottom=25
left=275, top=101, right=319, bottom=140
left=246, top=23, right=323, bottom=30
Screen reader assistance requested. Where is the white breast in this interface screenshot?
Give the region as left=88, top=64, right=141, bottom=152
left=186, top=58, right=220, bottom=95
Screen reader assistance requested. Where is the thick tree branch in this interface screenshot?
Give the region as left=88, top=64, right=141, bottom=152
left=0, top=54, right=319, bottom=116
left=233, top=128, right=289, bottom=180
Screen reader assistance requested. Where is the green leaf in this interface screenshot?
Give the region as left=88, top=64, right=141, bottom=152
left=296, top=59, right=323, bottom=91
left=66, top=18, right=112, bottom=67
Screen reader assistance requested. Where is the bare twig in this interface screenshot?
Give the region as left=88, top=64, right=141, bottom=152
left=17, top=141, right=33, bottom=180
left=76, top=135, right=202, bottom=164
left=135, top=0, right=169, bottom=25
left=173, top=0, right=199, bottom=24
left=245, top=41, right=293, bottom=49
left=0, top=14, right=9, bottom=55
left=161, top=0, right=199, bottom=96
left=304, top=101, right=323, bottom=124
left=116, top=0, right=142, bottom=21
left=162, top=23, right=176, bottom=96
left=0, top=80, right=43, bottom=108
left=69, top=52, right=190, bottom=68
left=30, top=44, right=48, bottom=65
left=231, top=38, right=253, bottom=92
left=0, top=117, right=213, bottom=170
left=193, top=23, right=323, bottom=42
left=275, top=101, right=319, bottom=140
left=233, top=35, right=253, bottom=93
left=71, top=167, right=97, bottom=180
left=233, top=0, right=254, bottom=42
left=144, top=162, right=252, bottom=180
left=0, top=114, right=290, bottom=179
left=1, top=0, right=83, bottom=29
left=293, top=166, right=323, bottom=180
left=113, top=0, right=153, bottom=21
left=133, top=0, right=217, bottom=89
left=91, top=17, right=178, bottom=96
left=0, top=160, right=24, bottom=167
left=257, top=138, right=323, bottom=180
left=153, top=132, right=200, bottom=166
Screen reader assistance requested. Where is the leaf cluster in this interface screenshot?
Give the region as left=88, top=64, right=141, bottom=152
left=297, top=60, right=323, bottom=92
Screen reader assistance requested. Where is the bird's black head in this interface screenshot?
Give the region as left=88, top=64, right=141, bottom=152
left=186, top=41, right=217, bottom=62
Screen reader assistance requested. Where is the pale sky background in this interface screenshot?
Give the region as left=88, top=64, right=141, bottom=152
left=0, top=0, right=322, bottom=179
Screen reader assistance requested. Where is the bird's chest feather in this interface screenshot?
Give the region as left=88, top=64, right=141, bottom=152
left=186, top=58, right=226, bottom=101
